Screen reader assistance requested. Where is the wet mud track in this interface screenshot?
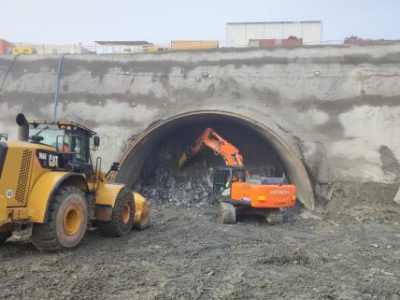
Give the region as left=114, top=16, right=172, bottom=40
left=0, top=203, right=399, bottom=300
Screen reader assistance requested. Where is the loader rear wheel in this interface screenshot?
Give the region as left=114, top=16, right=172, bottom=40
left=98, top=188, right=134, bottom=237
left=218, top=202, right=236, bottom=224
left=0, top=231, right=12, bottom=244
left=32, top=186, right=88, bottom=252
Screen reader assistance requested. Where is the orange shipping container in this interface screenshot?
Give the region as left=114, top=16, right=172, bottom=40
left=142, top=45, right=159, bottom=53
left=171, top=40, right=219, bottom=50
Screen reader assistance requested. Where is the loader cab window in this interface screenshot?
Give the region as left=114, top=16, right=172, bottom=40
left=29, top=124, right=64, bottom=148
left=71, top=129, right=91, bottom=163
left=56, top=129, right=93, bottom=175
left=56, top=135, right=82, bottom=157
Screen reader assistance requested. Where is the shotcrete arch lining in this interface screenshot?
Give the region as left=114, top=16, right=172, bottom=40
left=116, top=110, right=315, bottom=210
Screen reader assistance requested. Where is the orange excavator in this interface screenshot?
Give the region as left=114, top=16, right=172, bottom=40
left=178, top=128, right=296, bottom=224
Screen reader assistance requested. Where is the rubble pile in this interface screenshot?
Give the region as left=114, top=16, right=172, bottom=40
left=134, top=142, right=217, bottom=206
left=133, top=123, right=286, bottom=206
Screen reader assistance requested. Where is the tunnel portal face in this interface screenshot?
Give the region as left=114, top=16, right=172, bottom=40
left=116, top=111, right=315, bottom=210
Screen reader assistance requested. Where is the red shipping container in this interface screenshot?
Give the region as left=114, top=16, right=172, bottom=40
left=281, top=38, right=303, bottom=47
left=0, top=39, right=14, bottom=55
left=259, top=39, right=276, bottom=48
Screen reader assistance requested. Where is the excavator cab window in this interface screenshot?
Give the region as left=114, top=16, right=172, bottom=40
left=213, top=168, right=231, bottom=187
left=213, top=167, right=248, bottom=200
left=213, top=168, right=232, bottom=199
left=231, top=168, right=246, bottom=183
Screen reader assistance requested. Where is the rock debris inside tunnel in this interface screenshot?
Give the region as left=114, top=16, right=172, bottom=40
left=133, top=120, right=286, bottom=206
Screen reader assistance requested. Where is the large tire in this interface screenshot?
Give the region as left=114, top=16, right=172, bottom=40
left=98, top=188, right=134, bottom=237
left=0, top=231, right=12, bottom=244
left=218, top=202, right=236, bottom=224
left=31, top=186, right=88, bottom=252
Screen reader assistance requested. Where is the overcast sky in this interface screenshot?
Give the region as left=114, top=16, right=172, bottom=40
left=0, top=0, right=399, bottom=45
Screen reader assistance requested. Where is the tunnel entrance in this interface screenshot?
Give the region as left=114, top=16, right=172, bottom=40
left=116, top=111, right=315, bottom=209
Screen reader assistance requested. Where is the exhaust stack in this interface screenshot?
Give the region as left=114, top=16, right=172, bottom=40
left=16, top=113, right=29, bottom=141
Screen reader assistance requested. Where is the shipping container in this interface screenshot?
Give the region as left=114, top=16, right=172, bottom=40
left=248, top=39, right=260, bottom=47
left=0, top=39, right=14, bottom=55
left=248, top=38, right=302, bottom=49
left=281, top=37, right=303, bottom=47
left=226, top=21, right=322, bottom=47
left=142, top=45, right=159, bottom=53
left=12, top=46, right=34, bottom=55
left=259, top=39, right=277, bottom=48
left=171, top=40, right=219, bottom=51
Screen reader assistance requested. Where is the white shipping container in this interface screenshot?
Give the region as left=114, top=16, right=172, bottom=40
left=226, top=21, right=322, bottom=47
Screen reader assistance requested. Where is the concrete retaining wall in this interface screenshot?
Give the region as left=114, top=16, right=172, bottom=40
left=1, top=43, right=400, bottom=205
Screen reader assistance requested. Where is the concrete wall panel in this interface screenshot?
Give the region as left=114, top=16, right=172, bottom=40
left=1, top=43, right=400, bottom=205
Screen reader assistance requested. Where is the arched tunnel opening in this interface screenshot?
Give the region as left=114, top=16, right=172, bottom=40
left=116, top=111, right=315, bottom=210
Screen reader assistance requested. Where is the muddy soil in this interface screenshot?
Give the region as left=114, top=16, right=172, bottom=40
left=0, top=201, right=399, bottom=300
left=1, top=123, right=399, bottom=299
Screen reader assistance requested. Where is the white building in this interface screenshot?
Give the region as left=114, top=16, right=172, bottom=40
left=226, top=21, right=322, bottom=47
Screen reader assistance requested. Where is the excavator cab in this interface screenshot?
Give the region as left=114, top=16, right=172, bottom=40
left=213, top=166, right=247, bottom=199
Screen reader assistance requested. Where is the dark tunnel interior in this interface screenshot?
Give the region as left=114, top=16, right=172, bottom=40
left=129, top=118, right=287, bottom=205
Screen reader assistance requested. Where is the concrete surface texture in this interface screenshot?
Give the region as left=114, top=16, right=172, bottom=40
left=0, top=43, right=400, bottom=209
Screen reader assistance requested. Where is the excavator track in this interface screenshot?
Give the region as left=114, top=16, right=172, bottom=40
left=265, top=209, right=283, bottom=225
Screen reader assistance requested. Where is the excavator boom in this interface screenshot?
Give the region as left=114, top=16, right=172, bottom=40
left=178, top=128, right=244, bottom=168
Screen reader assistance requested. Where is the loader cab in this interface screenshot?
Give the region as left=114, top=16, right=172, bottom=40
left=29, top=121, right=99, bottom=176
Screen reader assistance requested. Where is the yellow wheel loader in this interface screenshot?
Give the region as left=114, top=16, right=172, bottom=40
left=0, top=114, right=149, bottom=251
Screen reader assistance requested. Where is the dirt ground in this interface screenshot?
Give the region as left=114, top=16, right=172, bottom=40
left=0, top=200, right=399, bottom=300
left=1, top=123, right=399, bottom=299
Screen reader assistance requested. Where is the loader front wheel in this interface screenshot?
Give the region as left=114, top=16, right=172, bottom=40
left=32, top=186, right=88, bottom=252
left=98, top=189, right=134, bottom=237
left=218, top=202, right=236, bottom=224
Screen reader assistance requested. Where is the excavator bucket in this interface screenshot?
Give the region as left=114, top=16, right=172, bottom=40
left=177, top=152, right=188, bottom=168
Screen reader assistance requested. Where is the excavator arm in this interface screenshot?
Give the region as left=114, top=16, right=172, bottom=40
left=178, top=128, right=244, bottom=168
